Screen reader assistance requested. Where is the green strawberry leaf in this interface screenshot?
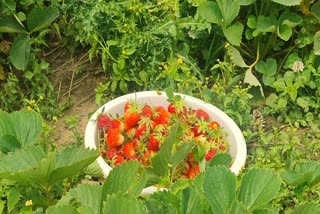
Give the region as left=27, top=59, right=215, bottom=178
left=229, top=200, right=247, bottom=214
left=281, top=161, right=320, bottom=188
left=170, top=142, right=194, bottom=173
left=238, top=168, right=281, bottom=210
left=291, top=202, right=320, bottom=214
left=103, top=194, right=148, bottom=214
left=11, top=110, right=42, bottom=147
left=181, top=187, right=203, bottom=214
left=147, top=123, right=180, bottom=180
left=203, top=166, right=236, bottom=213
left=46, top=205, right=79, bottom=214
left=208, top=153, right=232, bottom=168
left=145, top=197, right=176, bottom=214
left=49, top=146, right=100, bottom=185
left=102, top=161, right=147, bottom=197
left=0, top=135, right=21, bottom=154
left=70, top=184, right=102, bottom=214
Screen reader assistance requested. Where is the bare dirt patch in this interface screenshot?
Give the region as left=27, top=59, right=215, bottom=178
left=46, top=48, right=105, bottom=145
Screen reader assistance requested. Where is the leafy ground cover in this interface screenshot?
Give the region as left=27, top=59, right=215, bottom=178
left=0, top=0, right=320, bottom=213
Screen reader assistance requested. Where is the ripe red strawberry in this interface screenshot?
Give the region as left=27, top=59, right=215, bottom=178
left=153, top=106, right=171, bottom=124
left=187, top=164, right=200, bottom=179
left=111, top=118, right=124, bottom=131
left=141, top=104, right=153, bottom=117
left=192, top=125, right=206, bottom=136
left=124, top=111, right=141, bottom=130
left=106, top=128, right=124, bottom=148
left=124, top=101, right=134, bottom=112
left=205, top=149, right=217, bottom=161
left=195, top=109, right=209, bottom=121
left=167, top=103, right=177, bottom=114
left=168, top=102, right=187, bottom=115
left=97, top=114, right=111, bottom=129
left=106, top=147, right=119, bottom=160
left=148, top=134, right=160, bottom=151
left=123, top=142, right=136, bottom=158
left=135, top=123, right=147, bottom=138
left=114, top=154, right=125, bottom=166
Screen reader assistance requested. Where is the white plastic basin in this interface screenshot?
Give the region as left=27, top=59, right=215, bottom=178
left=85, top=91, right=247, bottom=195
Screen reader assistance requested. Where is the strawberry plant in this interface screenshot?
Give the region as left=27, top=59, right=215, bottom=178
left=0, top=110, right=101, bottom=213
left=45, top=160, right=320, bottom=213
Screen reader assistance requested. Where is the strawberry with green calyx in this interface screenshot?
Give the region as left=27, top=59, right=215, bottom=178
left=195, top=108, right=210, bottom=121
left=167, top=101, right=187, bottom=115
left=141, top=104, right=153, bottom=117
left=153, top=106, right=171, bottom=125
left=138, top=117, right=156, bottom=134
left=124, top=100, right=139, bottom=112
left=123, top=141, right=136, bottom=159
left=148, top=133, right=161, bottom=151
left=106, top=128, right=124, bottom=148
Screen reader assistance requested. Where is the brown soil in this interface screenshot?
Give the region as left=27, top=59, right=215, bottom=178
left=46, top=47, right=105, bottom=145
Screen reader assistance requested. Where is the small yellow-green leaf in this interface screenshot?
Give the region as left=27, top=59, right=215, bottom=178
left=314, top=31, right=320, bottom=55
left=277, top=24, right=292, bottom=41
left=228, top=45, right=248, bottom=67
left=244, top=68, right=264, bottom=97
left=224, top=22, right=243, bottom=46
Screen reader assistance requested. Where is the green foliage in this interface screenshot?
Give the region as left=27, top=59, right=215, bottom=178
left=62, top=0, right=227, bottom=101
left=0, top=110, right=100, bottom=212
left=103, top=161, right=147, bottom=197
left=198, top=0, right=243, bottom=46
left=0, top=110, right=42, bottom=153
left=47, top=163, right=320, bottom=213
left=2, top=0, right=320, bottom=213
left=0, top=1, right=62, bottom=119
left=0, top=145, right=99, bottom=189
left=0, top=7, right=59, bottom=70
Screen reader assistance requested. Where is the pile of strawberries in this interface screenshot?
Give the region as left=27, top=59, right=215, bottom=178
left=97, top=99, right=228, bottom=179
